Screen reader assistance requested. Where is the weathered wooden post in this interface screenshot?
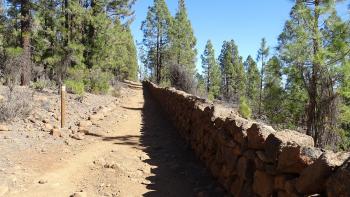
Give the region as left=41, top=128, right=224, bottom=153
left=61, top=84, right=66, bottom=128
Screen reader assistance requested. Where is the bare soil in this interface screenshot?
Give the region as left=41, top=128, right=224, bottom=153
left=0, top=82, right=226, bottom=197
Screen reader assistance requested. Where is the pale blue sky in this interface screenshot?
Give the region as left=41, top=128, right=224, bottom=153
left=130, top=0, right=350, bottom=73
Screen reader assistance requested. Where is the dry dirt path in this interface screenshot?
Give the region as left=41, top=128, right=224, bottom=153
left=7, top=84, right=226, bottom=197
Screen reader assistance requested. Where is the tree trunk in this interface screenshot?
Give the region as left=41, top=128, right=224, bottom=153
left=307, top=0, right=320, bottom=145
left=258, top=56, right=264, bottom=116
left=20, top=0, right=31, bottom=86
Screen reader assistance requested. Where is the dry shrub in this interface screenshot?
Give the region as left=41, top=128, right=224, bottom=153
left=111, top=80, right=123, bottom=98
left=169, top=64, right=197, bottom=94
left=0, top=88, right=33, bottom=122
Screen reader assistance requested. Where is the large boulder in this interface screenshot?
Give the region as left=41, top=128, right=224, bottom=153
left=265, top=130, right=314, bottom=162
left=247, top=123, right=276, bottom=150
left=326, top=159, right=350, bottom=197
left=295, top=151, right=350, bottom=195
left=277, top=145, right=322, bottom=174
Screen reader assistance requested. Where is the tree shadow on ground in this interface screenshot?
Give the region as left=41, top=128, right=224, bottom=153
left=86, top=88, right=228, bottom=196
left=139, top=88, right=228, bottom=197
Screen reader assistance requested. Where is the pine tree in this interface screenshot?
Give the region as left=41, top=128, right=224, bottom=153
left=282, top=65, right=308, bottom=128
left=339, top=61, right=350, bottom=150
left=0, top=0, right=138, bottom=91
left=125, top=28, right=138, bottom=81
left=263, top=56, right=284, bottom=124
left=244, top=55, right=260, bottom=113
left=170, top=0, right=197, bottom=75
left=141, top=0, right=172, bottom=84
left=257, top=38, right=269, bottom=117
left=219, top=40, right=245, bottom=102
left=201, top=40, right=220, bottom=99
left=278, top=0, right=350, bottom=146
left=32, top=0, right=61, bottom=79
left=0, top=1, right=5, bottom=57
left=7, top=0, right=34, bottom=85
left=195, top=73, right=206, bottom=97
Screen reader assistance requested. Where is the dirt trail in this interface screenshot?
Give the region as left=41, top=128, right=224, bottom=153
left=6, top=84, right=225, bottom=197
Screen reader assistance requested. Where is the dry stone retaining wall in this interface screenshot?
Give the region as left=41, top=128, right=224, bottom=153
left=143, top=81, right=350, bottom=197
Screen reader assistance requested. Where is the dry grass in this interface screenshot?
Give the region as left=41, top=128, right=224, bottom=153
left=0, top=88, right=33, bottom=122
left=111, top=80, right=123, bottom=98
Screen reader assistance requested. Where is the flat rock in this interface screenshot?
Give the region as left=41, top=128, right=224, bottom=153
left=78, top=120, right=92, bottom=128
left=78, top=127, right=89, bottom=134
left=70, top=133, right=85, bottom=140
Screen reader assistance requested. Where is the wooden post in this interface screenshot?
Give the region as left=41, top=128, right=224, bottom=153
left=61, top=85, right=66, bottom=128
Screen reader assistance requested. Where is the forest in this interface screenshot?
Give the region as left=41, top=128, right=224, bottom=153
left=0, top=0, right=349, bottom=151
left=0, top=0, right=138, bottom=95
left=140, top=0, right=350, bottom=150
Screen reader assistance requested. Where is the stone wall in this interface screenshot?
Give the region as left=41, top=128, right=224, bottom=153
left=143, top=81, right=350, bottom=197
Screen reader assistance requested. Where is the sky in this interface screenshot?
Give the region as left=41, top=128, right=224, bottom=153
left=130, top=0, right=350, bottom=73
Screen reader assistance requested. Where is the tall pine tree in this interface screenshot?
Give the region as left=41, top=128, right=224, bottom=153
left=256, top=38, right=269, bottom=117
left=263, top=56, right=284, bottom=124
left=7, top=0, right=34, bottom=85
left=170, top=0, right=197, bottom=75
left=201, top=40, right=220, bottom=99
left=219, top=40, right=245, bottom=102
left=141, top=0, right=172, bottom=84
left=244, top=55, right=260, bottom=113
left=278, top=0, right=350, bottom=147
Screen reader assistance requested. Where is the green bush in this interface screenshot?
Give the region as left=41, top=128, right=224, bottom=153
left=30, top=80, right=46, bottom=91
left=85, top=69, right=112, bottom=94
left=67, top=67, right=88, bottom=81
left=65, top=80, right=85, bottom=96
left=65, top=67, right=112, bottom=95
left=207, top=93, right=214, bottom=101
left=239, top=96, right=252, bottom=119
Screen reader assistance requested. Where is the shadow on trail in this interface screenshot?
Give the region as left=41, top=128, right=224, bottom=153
left=86, top=133, right=141, bottom=147
left=139, top=89, right=227, bottom=197
left=85, top=88, right=227, bottom=196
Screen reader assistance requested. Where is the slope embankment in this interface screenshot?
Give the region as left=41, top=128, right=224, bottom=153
left=144, top=81, right=350, bottom=197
